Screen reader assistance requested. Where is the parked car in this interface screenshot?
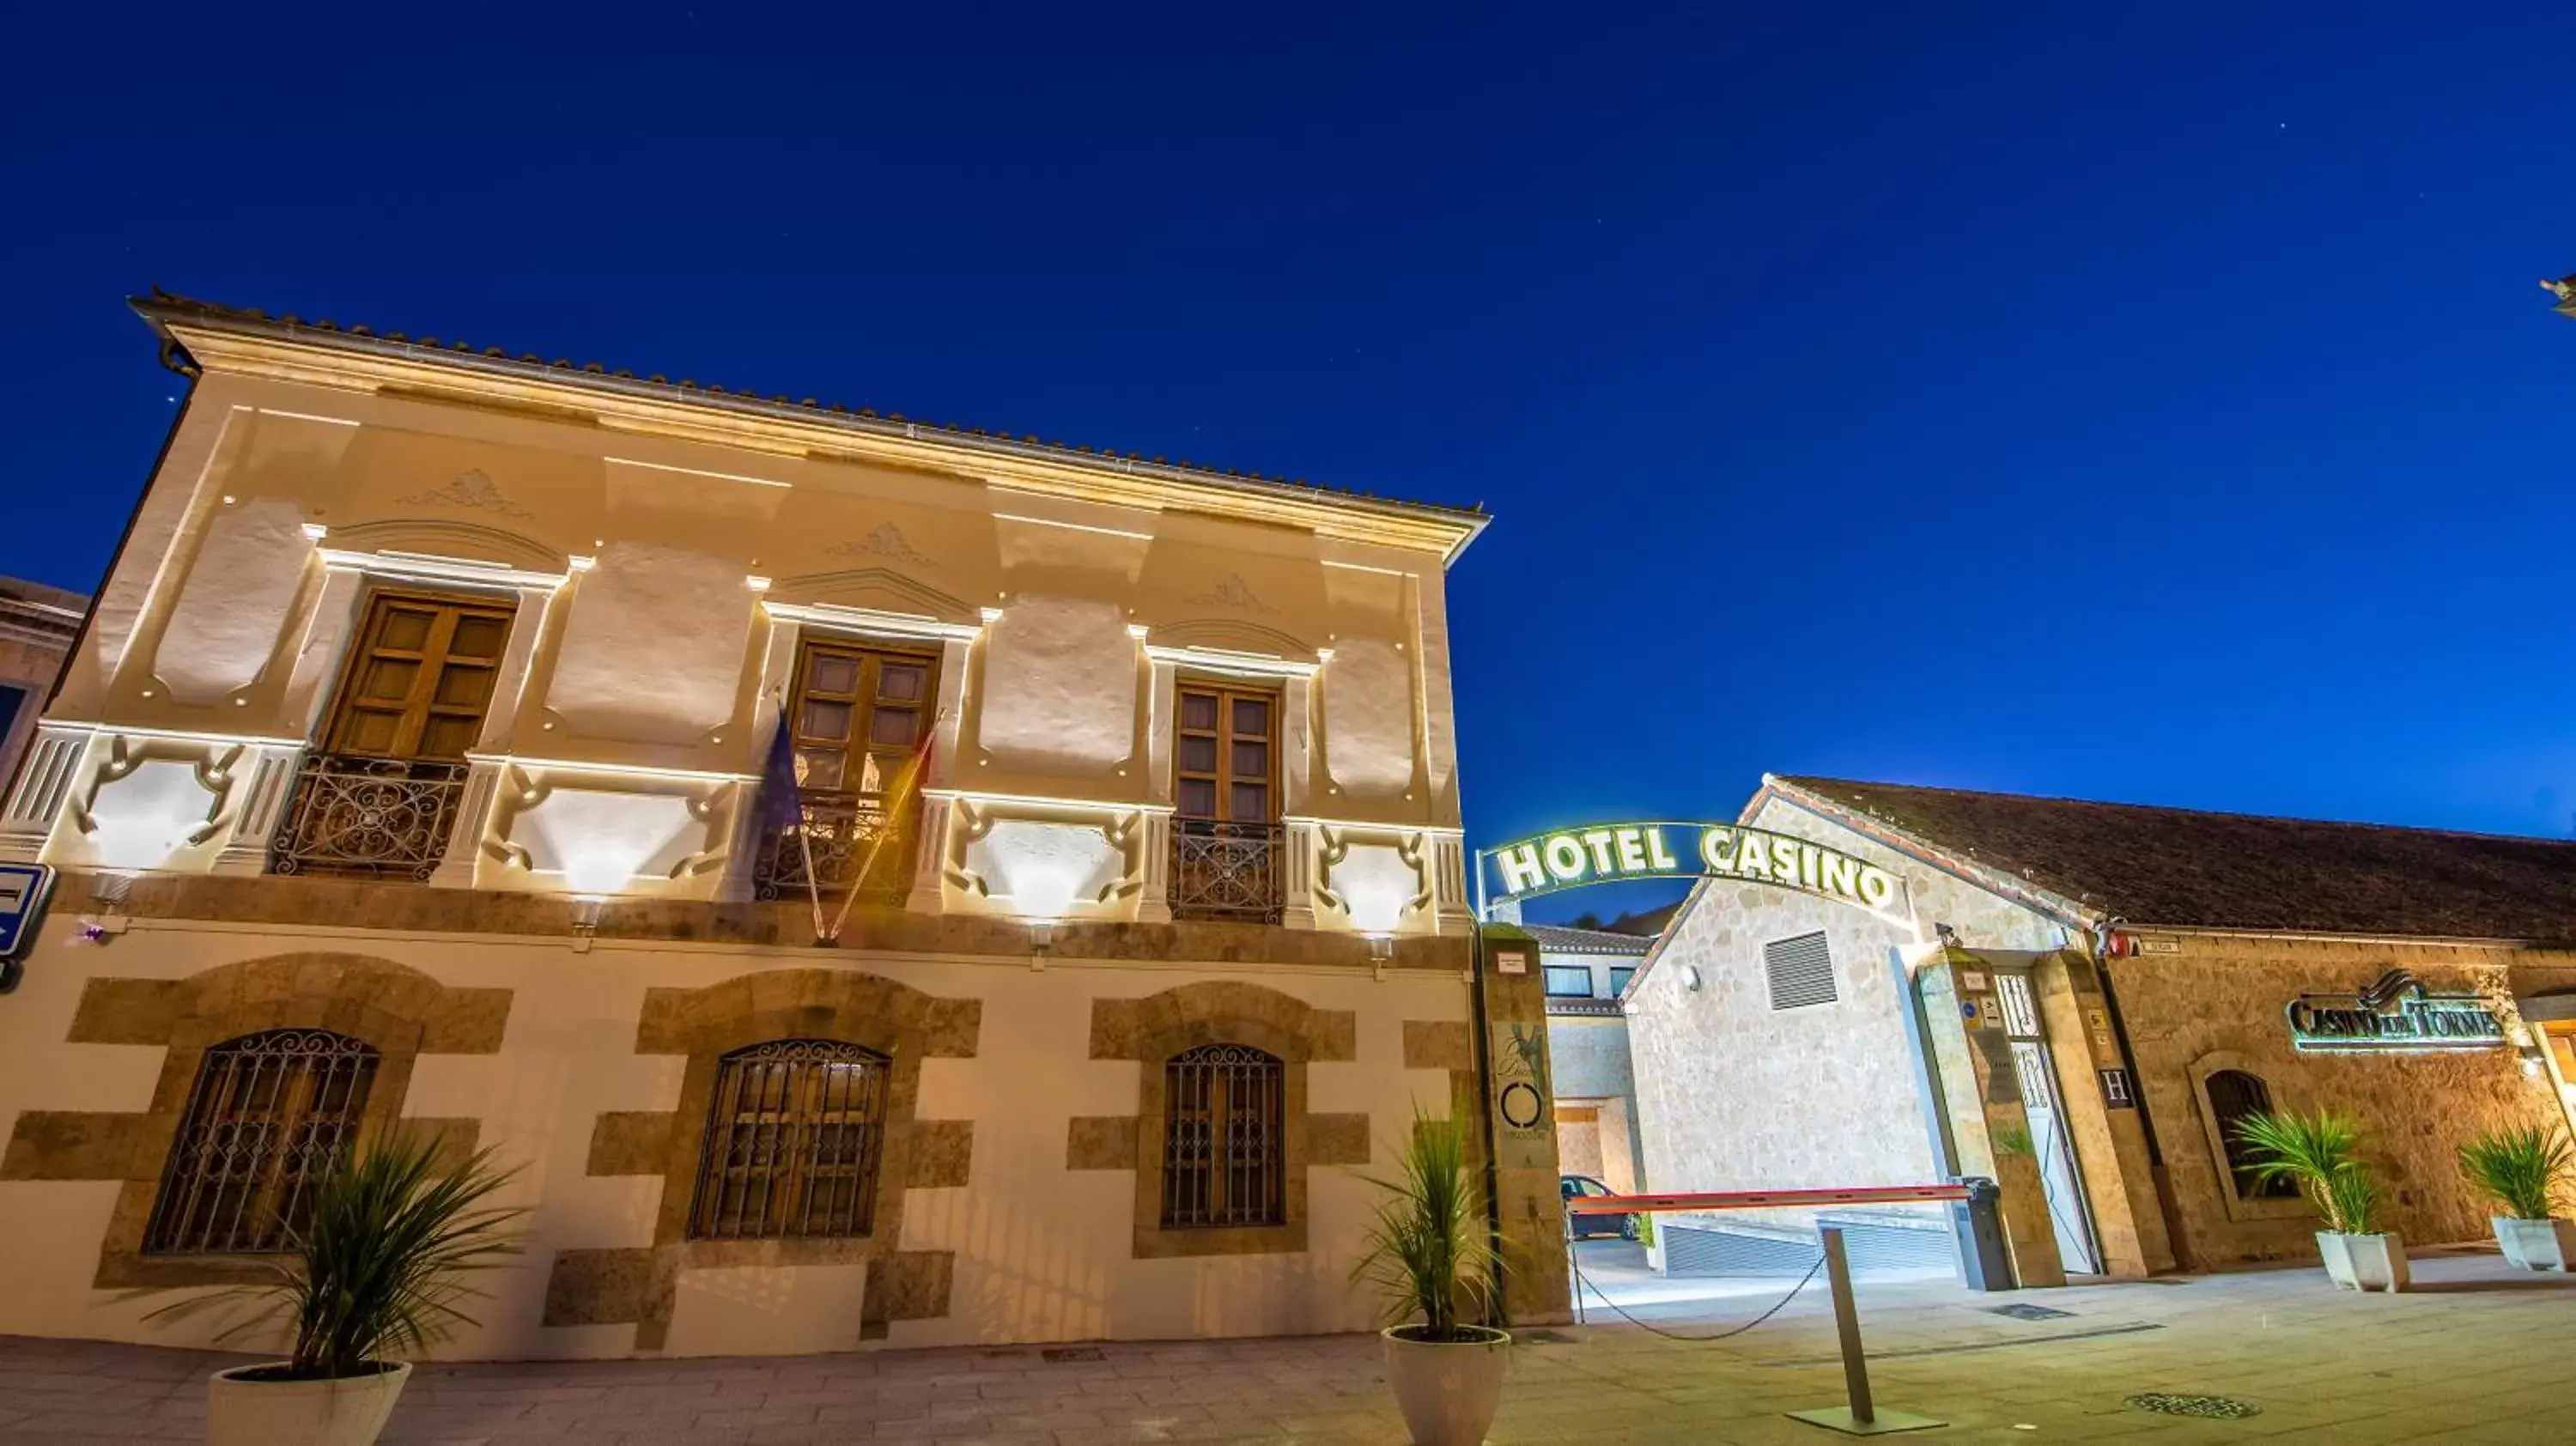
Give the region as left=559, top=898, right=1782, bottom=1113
left=1560, top=1174, right=1637, bottom=1240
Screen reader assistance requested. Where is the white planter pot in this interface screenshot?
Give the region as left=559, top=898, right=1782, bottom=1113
left=1382, top=1325, right=1510, bottom=1446
left=208, top=1361, right=411, bottom=1446
left=2315, top=1231, right=2408, bottom=1292
left=2493, top=1217, right=2576, bottom=1272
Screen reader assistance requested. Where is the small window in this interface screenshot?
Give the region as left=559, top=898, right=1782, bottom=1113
left=147, top=1030, right=379, bottom=1254
left=689, top=1039, right=890, bottom=1240
left=1609, top=966, right=1637, bottom=996
left=1544, top=965, right=1595, bottom=998
left=1161, top=1043, right=1285, bottom=1229
left=1764, top=932, right=1837, bottom=1010
left=2205, top=1068, right=2297, bottom=1200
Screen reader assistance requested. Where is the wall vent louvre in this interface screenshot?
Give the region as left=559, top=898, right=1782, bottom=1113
left=1764, top=932, right=1837, bottom=1010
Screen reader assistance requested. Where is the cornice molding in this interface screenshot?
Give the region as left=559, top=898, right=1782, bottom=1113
left=161, top=323, right=1487, bottom=563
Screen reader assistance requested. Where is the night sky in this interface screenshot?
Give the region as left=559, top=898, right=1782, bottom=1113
left=5, top=5, right=2573, bottom=921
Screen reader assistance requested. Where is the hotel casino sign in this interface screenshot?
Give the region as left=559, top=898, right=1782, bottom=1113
left=1480, top=821, right=1904, bottom=916
left=2286, top=969, right=2509, bottom=1054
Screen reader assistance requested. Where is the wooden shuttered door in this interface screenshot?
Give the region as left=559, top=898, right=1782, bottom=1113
left=1174, top=685, right=1276, bottom=823
left=328, top=594, right=515, bottom=760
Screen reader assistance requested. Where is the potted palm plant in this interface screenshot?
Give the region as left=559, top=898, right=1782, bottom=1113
left=2232, top=1109, right=2406, bottom=1292
left=1352, top=1115, right=1510, bottom=1446
left=2458, top=1123, right=2576, bottom=1271
left=147, top=1133, right=523, bottom=1446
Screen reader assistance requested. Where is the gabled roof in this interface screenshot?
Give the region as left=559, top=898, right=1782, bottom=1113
left=130, top=289, right=1491, bottom=562
left=1762, top=775, right=2576, bottom=944
left=1523, top=923, right=1656, bottom=957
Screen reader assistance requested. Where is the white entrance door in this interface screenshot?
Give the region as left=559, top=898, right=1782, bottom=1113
left=1996, top=973, right=2102, bottom=1275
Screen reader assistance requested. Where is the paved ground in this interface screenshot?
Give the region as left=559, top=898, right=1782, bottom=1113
left=4, top=1245, right=2572, bottom=1444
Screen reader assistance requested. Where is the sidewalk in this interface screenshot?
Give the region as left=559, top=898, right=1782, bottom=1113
left=3, top=1249, right=2569, bottom=1444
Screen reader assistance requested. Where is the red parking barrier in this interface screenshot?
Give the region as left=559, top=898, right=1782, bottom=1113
left=1563, top=1182, right=1969, bottom=1215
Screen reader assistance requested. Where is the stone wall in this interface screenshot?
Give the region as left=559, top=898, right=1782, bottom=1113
left=0, top=907, right=1479, bottom=1358
left=2108, top=933, right=2576, bottom=1267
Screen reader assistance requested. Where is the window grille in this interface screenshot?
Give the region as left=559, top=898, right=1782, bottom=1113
left=1161, top=1043, right=1285, bottom=1229
left=1764, top=932, right=1837, bottom=1010
left=146, top=1030, right=379, bottom=1254
left=1994, top=973, right=2044, bottom=1036
left=689, top=1039, right=890, bottom=1240
left=1543, top=965, right=1595, bottom=998
left=2204, top=1069, right=2297, bottom=1200
left=275, top=592, right=513, bottom=879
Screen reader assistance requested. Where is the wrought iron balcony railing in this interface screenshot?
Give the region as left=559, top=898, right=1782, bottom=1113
left=754, top=789, right=915, bottom=902
left=1169, top=817, right=1284, bottom=924
left=270, top=755, right=470, bottom=881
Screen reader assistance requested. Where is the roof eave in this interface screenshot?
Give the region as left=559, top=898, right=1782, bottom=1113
left=131, top=295, right=1492, bottom=566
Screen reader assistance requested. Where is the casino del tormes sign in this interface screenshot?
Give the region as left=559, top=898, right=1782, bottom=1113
left=2286, top=969, right=2508, bottom=1054
left=1480, top=821, right=1903, bottom=915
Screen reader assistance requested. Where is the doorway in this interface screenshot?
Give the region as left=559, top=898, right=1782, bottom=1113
left=1994, top=971, right=2103, bottom=1274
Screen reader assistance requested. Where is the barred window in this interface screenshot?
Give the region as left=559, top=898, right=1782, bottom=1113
left=689, top=1039, right=890, bottom=1241
left=146, top=1030, right=379, bottom=1254
left=1162, top=1043, right=1285, bottom=1230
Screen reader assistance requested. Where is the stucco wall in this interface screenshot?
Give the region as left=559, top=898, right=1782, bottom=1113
left=0, top=911, right=1473, bottom=1358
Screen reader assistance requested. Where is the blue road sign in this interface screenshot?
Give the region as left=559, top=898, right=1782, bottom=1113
left=0, top=863, right=57, bottom=962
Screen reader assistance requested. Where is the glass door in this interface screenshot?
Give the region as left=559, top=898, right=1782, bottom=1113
left=1994, top=971, right=2103, bottom=1274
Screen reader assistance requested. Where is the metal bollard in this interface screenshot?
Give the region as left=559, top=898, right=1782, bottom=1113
left=1787, top=1227, right=1945, bottom=1436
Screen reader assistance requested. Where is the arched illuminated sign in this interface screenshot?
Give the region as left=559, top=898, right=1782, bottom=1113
left=1478, top=821, right=1905, bottom=917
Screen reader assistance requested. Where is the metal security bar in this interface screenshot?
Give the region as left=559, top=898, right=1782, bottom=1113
left=689, top=1039, right=889, bottom=1240
left=270, top=755, right=469, bottom=880
left=1162, top=1043, right=1285, bottom=1229
left=146, top=1030, right=379, bottom=1254
left=1168, top=819, right=1285, bottom=923
left=753, top=791, right=913, bottom=902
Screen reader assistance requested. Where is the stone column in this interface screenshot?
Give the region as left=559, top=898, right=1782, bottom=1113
left=428, top=758, right=507, bottom=890
left=1474, top=922, right=1573, bottom=1326
left=0, top=726, right=88, bottom=862
left=2037, top=947, right=2176, bottom=1277
left=208, top=744, right=305, bottom=876
left=1917, top=948, right=2066, bottom=1288
left=1133, top=811, right=1173, bottom=924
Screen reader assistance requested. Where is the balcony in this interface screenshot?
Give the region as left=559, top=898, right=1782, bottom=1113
left=1169, top=817, right=1284, bottom=924
left=270, top=755, right=470, bottom=881
left=753, top=789, right=914, bottom=902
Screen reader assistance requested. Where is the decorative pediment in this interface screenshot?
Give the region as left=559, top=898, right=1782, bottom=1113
left=329, top=518, right=568, bottom=574
left=769, top=566, right=976, bottom=625
left=1149, top=617, right=1318, bottom=663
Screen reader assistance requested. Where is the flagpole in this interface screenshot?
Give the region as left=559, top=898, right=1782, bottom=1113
left=823, top=713, right=941, bottom=944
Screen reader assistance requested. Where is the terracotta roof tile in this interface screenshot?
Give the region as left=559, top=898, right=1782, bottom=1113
left=1771, top=775, right=2576, bottom=941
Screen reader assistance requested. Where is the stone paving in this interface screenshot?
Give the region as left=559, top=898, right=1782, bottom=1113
left=3, top=1247, right=2571, bottom=1444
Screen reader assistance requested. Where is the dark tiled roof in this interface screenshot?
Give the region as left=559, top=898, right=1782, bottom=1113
left=130, top=289, right=1488, bottom=529
left=1523, top=923, right=1655, bottom=957
left=1605, top=902, right=1681, bottom=938
left=1770, top=775, right=2576, bottom=942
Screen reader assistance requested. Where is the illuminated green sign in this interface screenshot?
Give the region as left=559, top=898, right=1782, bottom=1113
left=1479, top=821, right=1902, bottom=914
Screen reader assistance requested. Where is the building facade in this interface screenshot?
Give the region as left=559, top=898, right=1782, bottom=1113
left=1627, top=775, right=2576, bottom=1285
left=1528, top=923, right=1652, bottom=1194
left=0, top=294, right=1570, bottom=1360
left=0, top=575, right=84, bottom=797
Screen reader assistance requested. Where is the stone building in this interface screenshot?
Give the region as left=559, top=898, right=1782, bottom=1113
left=1528, top=922, right=1653, bottom=1193
left=1627, top=775, right=2576, bottom=1285
left=0, top=575, right=84, bottom=794
left=0, top=293, right=1570, bottom=1360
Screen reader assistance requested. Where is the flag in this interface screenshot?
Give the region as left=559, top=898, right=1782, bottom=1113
left=756, top=716, right=806, bottom=835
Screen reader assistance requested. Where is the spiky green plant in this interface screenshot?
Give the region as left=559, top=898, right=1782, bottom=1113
left=2458, top=1124, right=2573, bottom=1222
left=149, top=1133, right=523, bottom=1379
left=1349, top=1113, right=1496, bottom=1343
left=2231, top=1109, right=2380, bottom=1235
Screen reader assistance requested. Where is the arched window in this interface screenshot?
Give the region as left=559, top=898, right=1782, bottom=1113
left=147, top=1030, right=379, bottom=1254
left=1162, top=1043, right=1285, bottom=1229
left=2205, top=1068, right=2296, bottom=1200
left=690, top=1039, right=890, bottom=1240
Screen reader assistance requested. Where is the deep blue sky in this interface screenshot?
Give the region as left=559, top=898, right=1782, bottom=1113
left=6, top=5, right=2573, bottom=920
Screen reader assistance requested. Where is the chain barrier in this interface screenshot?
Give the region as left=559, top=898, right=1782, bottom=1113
left=1564, top=1234, right=1826, bottom=1343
